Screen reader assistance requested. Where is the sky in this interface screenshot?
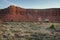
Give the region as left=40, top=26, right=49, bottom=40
left=0, top=0, right=60, bottom=9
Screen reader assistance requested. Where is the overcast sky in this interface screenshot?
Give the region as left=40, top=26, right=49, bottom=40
left=0, top=0, right=60, bottom=9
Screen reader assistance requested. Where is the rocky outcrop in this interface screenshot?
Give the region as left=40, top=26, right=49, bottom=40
left=0, top=5, right=60, bottom=22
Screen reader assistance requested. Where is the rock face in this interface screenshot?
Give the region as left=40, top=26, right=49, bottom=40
left=0, top=5, right=60, bottom=22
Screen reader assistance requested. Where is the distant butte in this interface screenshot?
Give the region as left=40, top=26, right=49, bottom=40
left=0, top=5, right=60, bottom=22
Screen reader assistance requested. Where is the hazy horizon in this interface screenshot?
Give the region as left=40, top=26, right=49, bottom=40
left=0, top=0, right=60, bottom=9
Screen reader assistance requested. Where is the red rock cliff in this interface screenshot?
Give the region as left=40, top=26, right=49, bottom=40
left=0, top=5, right=60, bottom=22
